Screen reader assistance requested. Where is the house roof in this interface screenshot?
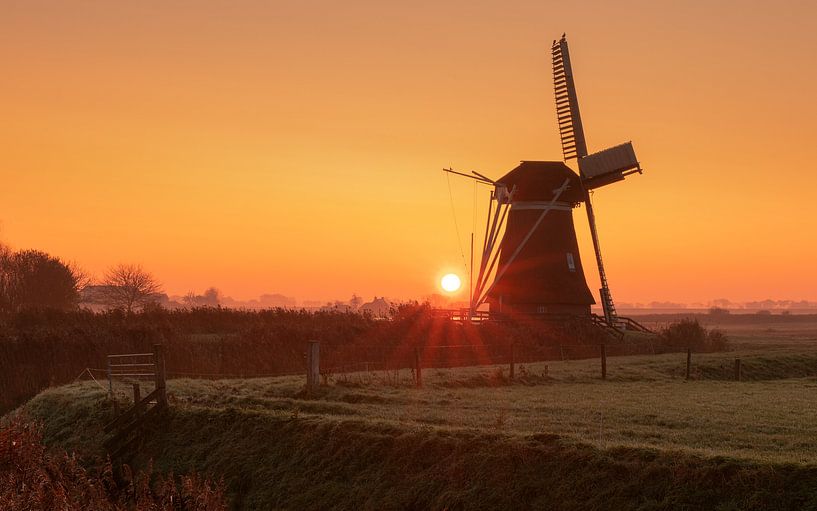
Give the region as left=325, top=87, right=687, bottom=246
left=361, top=297, right=390, bottom=309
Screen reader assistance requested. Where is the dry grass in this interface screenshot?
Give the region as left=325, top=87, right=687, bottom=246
left=0, top=415, right=226, bottom=510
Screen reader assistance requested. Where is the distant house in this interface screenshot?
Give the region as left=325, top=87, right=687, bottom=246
left=80, top=285, right=115, bottom=304
left=360, top=297, right=391, bottom=318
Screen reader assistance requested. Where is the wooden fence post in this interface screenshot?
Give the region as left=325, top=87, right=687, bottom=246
left=306, top=341, right=320, bottom=394
left=382, top=348, right=388, bottom=379
left=509, top=343, right=516, bottom=380
left=414, top=347, right=422, bottom=388
left=600, top=344, right=607, bottom=380
left=132, top=383, right=141, bottom=419
left=153, top=344, right=166, bottom=405
left=107, top=357, right=113, bottom=397
left=685, top=348, right=692, bottom=380
left=734, top=358, right=742, bottom=381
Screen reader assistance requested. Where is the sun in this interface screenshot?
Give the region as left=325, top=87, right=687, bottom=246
left=440, top=273, right=462, bottom=293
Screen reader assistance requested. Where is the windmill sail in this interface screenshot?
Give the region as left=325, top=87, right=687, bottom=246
left=579, top=142, right=642, bottom=190
left=552, top=35, right=588, bottom=160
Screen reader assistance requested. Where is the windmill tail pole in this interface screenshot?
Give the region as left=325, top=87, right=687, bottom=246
left=442, top=167, right=493, bottom=184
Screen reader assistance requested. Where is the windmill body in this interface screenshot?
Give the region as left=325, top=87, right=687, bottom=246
left=485, top=161, right=594, bottom=315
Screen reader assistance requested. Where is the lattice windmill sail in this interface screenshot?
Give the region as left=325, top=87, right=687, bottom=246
left=444, top=34, right=644, bottom=328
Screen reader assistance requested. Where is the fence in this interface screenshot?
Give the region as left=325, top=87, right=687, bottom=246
left=103, top=345, right=167, bottom=410
left=319, top=341, right=672, bottom=369
left=91, top=342, right=742, bottom=401
left=102, top=344, right=167, bottom=462
left=304, top=341, right=701, bottom=391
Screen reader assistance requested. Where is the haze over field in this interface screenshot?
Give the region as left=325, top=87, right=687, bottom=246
left=2, top=0, right=816, bottom=304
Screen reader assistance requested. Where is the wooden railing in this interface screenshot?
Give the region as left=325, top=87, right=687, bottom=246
left=616, top=316, right=655, bottom=334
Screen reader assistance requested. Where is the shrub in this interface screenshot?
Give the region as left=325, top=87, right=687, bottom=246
left=0, top=307, right=621, bottom=414
left=659, top=318, right=729, bottom=352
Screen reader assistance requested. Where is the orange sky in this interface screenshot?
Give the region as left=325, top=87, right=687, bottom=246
left=2, top=1, right=816, bottom=304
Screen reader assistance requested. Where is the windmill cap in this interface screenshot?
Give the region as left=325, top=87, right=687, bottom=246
left=495, top=161, right=585, bottom=203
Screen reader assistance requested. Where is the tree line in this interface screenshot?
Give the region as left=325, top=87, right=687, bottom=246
left=0, top=242, right=161, bottom=314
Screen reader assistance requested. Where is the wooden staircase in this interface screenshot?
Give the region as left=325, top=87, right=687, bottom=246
left=590, top=313, right=624, bottom=340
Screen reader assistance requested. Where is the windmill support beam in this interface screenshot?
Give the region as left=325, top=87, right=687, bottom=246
left=472, top=199, right=512, bottom=306
left=471, top=195, right=505, bottom=311
left=480, top=192, right=494, bottom=263
left=471, top=190, right=514, bottom=312
left=584, top=195, right=617, bottom=323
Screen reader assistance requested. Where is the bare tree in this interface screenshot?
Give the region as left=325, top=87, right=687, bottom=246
left=183, top=291, right=199, bottom=307
left=101, top=264, right=162, bottom=313
left=67, top=261, right=92, bottom=294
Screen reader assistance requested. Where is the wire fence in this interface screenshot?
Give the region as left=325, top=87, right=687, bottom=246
left=319, top=341, right=678, bottom=371
left=76, top=341, right=694, bottom=394
left=316, top=341, right=691, bottom=386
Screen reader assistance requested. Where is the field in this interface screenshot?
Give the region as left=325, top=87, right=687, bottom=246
left=13, top=314, right=817, bottom=509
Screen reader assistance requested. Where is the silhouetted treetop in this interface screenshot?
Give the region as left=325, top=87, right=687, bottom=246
left=101, top=263, right=162, bottom=313
left=0, top=248, right=83, bottom=312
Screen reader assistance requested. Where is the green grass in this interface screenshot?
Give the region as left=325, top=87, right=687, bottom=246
left=15, top=324, right=817, bottom=510
left=28, top=348, right=817, bottom=466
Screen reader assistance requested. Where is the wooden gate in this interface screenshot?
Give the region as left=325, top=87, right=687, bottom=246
left=103, top=344, right=167, bottom=461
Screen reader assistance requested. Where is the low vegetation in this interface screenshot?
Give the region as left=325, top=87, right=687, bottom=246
left=659, top=318, right=729, bottom=351
left=0, top=415, right=226, bottom=510
left=1, top=306, right=657, bottom=415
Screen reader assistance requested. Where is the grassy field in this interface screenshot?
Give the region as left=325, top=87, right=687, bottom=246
left=29, top=347, right=817, bottom=464
left=14, top=316, right=817, bottom=509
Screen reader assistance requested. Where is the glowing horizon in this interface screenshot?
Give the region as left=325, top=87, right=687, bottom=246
left=2, top=1, right=816, bottom=304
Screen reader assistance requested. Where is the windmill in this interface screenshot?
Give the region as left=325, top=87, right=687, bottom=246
left=445, top=34, right=643, bottom=327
